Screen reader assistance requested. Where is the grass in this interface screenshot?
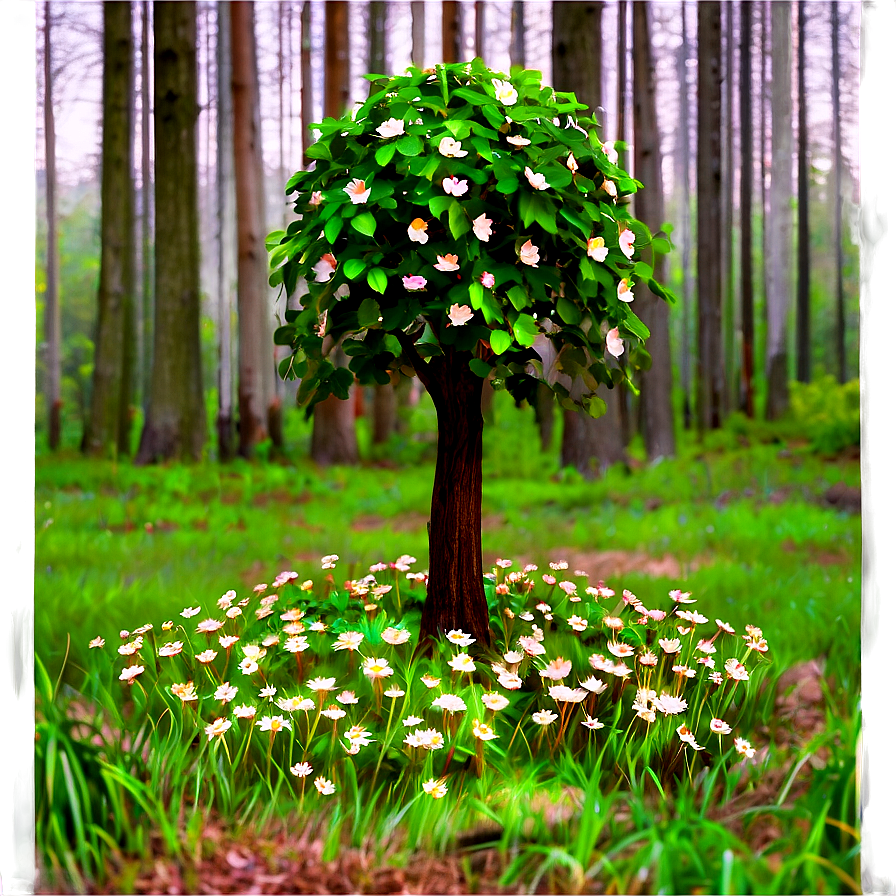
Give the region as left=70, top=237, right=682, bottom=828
left=34, top=388, right=861, bottom=893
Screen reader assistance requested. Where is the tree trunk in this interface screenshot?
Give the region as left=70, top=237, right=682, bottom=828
left=677, top=0, right=693, bottom=430
left=411, top=1, right=425, bottom=67
left=418, top=350, right=490, bottom=647
left=616, top=0, right=628, bottom=170
left=231, top=1, right=271, bottom=458
left=43, top=2, right=62, bottom=450
left=136, top=0, right=206, bottom=463
left=510, top=1, right=525, bottom=69
left=442, top=1, right=462, bottom=64
left=85, top=0, right=135, bottom=458
left=473, top=1, right=485, bottom=59
left=831, top=0, right=846, bottom=384
left=217, top=0, right=237, bottom=461
left=739, top=0, right=755, bottom=417
left=795, top=0, right=811, bottom=384
left=369, top=0, right=386, bottom=73
left=372, top=380, right=397, bottom=446
left=300, top=0, right=313, bottom=167
left=765, top=0, right=793, bottom=420
left=140, top=0, right=153, bottom=413
left=721, top=1, right=736, bottom=413
left=632, top=0, right=674, bottom=460
left=696, top=1, right=725, bottom=432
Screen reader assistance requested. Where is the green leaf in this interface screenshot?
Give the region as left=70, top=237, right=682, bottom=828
left=375, top=143, right=397, bottom=167
left=448, top=201, right=470, bottom=239
left=512, top=313, right=540, bottom=347
left=443, top=120, right=472, bottom=139
left=428, top=195, right=454, bottom=219
left=532, top=195, right=558, bottom=234
left=556, top=296, right=582, bottom=325
left=652, top=236, right=671, bottom=254
left=305, top=141, right=331, bottom=161
left=481, top=103, right=506, bottom=130
left=396, top=133, right=424, bottom=156
left=468, top=281, right=484, bottom=310
left=490, top=329, right=512, bottom=355
left=469, top=358, right=492, bottom=378
left=558, top=207, right=591, bottom=238
left=480, top=289, right=503, bottom=324
left=495, top=177, right=519, bottom=194
left=453, top=86, right=501, bottom=106
left=358, top=297, right=382, bottom=328
left=351, top=212, right=377, bottom=237
left=343, top=258, right=367, bottom=280
left=583, top=394, right=608, bottom=419
left=329, top=367, right=355, bottom=400
left=620, top=306, right=651, bottom=341
left=324, top=215, right=343, bottom=244
left=507, top=285, right=529, bottom=311
left=366, top=268, right=388, bottom=294
left=633, top=260, right=653, bottom=279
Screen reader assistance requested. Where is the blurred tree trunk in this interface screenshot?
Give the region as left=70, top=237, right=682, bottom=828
left=632, top=1, right=674, bottom=460
left=739, top=0, right=755, bottom=417
left=301, top=1, right=313, bottom=167
left=510, top=1, right=525, bottom=68
left=832, top=0, right=846, bottom=383
left=85, top=1, right=135, bottom=457
left=216, top=0, right=237, bottom=461
left=721, top=2, right=736, bottom=413
left=369, top=0, right=386, bottom=73
left=442, top=1, right=462, bottom=63
left=795, top=0, right=811, bottom=383
left=140, top=0, right=153, bottom=413
left=677, top=0, right=693, bottom=430
left=616, top=0, right=632, bottom=439
left=43, top=2, right=62, bottom=450
left=696, top=0, right=725, bottom=432
left=474, top=1, right=485, bottom=59
left=136, top=0, right=206, bottom=463
left=553, top=1, right=626, bottom=477
left=311, top=0, right=358, bottom=465
left=411, top=1, right=425, bottom=66
left=765, top=0, right=793, bottom=420
left=231, top=1, right=273, bottom=458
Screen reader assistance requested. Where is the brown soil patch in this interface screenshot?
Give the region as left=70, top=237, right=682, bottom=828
left=351, top=512, right=429, bottom=533
left=513, top=549, right=702, bottom=581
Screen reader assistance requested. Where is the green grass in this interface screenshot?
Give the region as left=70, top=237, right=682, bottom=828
left=34, top=390, right=861, bottom=893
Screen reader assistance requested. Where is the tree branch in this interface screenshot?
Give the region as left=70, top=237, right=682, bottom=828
left=395, top=329, right=435, bottom=392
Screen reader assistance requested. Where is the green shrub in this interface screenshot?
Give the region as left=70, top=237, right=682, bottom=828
left=790, top=376, right=860, bottom=455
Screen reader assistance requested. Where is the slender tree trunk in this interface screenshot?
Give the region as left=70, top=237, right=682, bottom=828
left=633, top=1, right=674, bottom=459
left=217, top=0, right=236, bottom=461
left=411, top=1, right=425, bottom=67
left=722, top=1, right=736, bottom=413
left=510, top=1, right=525, bottom=69
left=140, top=0, right=153, bottom=413
left=369, top=0, right=387, bottom=73
left=696, top=1, right=725, bottom=432
left=739, top=0, right=755, bottom=417
left=766, top=0, right=793, bottom=420
left=85, top=1, right=135, bottom=458
left=678, top=0, right=693, bottom=430
left=795, top=0, right=811, bottom=383
left=416, top=350, right=490, bottom=647
left=301, top=1, right=313, bottom=167
left=474, top=1, right=485, bottom=59
left=616, top=0, right=628, bottom=170
left=832, top=0, right=846, bottom=383
left=442, top=1, right=462, bottom=64
left=136, top=0, right=206, bottom=463
left=43, top=2, right=62, bottom=450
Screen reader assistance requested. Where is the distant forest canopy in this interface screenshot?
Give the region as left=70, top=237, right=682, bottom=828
left=35, top=1, right=861, bottom=463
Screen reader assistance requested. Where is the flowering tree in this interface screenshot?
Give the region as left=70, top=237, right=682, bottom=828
left=269, top=60, right=673, bottom=647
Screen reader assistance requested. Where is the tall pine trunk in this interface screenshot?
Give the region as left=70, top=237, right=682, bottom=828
left=43, top=2, right=62, bottom=450
left=85, top=1, right=135, bottom=458
left=632, top=0, right=674, bottom=460
left=831, top=0, right=846, bottom=383
left=510, top=1, right=525, bottom=68
left=765, top=0, right=793, bottom=420
left=677, top=0, right=693, bottom=430
left=140, top=0, right=153, bottom=413
left=442, top=1, right=462, bottom=63
left=795, top=0, right=811, bottom=383
left=739, top=0, right=755, bottom=417
left=136, top=0, right=206, bottom=463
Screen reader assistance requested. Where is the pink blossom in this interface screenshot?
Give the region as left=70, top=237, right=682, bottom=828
left=447, top=304, right=473, bottom=326
left=402, top=275, right=427, bottom=291
left=376, top=117, right=405, bottom=138
left=506, top=134, right=531, bottom=147
left=524, top=167, right=550, bottom=191
left=587, top=237, right=608, bottom=262
left=407, top=217, right=429, bottom=244
left=438, top=136, right=468, bottom=157
left=618, top=229, right=636, bottom=259
left=442, top=176, right=468, bottom=196
left=617, top=278, right=634, bottom=303
left=606, top=327, right=624, bottom=358
left=433, top=254, right=460, bottom=272
left=344, top=178, right=371, bottom=204
left=472, top=213, right=493, bottom=241
left=480, top=271, right=496, bottom=289
left=519, top=239, right=540, bottom=267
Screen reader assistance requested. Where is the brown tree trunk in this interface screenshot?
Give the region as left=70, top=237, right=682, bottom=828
left=831, top=0, right=846, bottom=383
left=301, top=0, right=313, bottom=167
left=442, top=1, right=462, bottom=64
left=140, top=0, right=153, bottom=414
left=43, top=2, right=62, bottom=450
left=721, top=1, right=736, bottom=413
left=136, top=0, right=206, bottom=463
left=795, top=0, right=811, bottom=384
left=417, top=349, right=490, bottom=647
left=677, top=0, right=693, bottom=430
left=510, top=1, right=525, bottom=68
left=740, top=0, right=755, bottom=417
left=372, top=381, right=397, bottom=446
left=310, top=347, right=359, bottom=465
left=632, top=0, right=674, bottom=460
left=696, top=1, right=725, bottom=432
left=411, top=1, right=425, bottom=67
left=85, top=0, right=135, bottom=458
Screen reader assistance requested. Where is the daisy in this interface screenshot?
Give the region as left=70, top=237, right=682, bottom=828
left=420, top=673, right=442, bottom=689
left=654, top=693, right=688, bottom=715
left=290, top=762, right=313, bottom=777
left=336, top=690, right=359, bottom=705
left=492, top=79, right=518, bottom=104
left=432, top=694, right=467, bottom=713
left=676, top=610, right=709, bottom=625
left=362, top=657, right=393, bottom=679
left=407, top=217, right=428, bottom=244
left=278, top=696, right=315, bottom=713
left=181, top=606, right=201, bottom=618
left=579, top=676, right=608, bottom=695
left=438, top=136, right=467, bottom=157
left=256, top=715, right=292, bottom=735
left=205, top=718, right=232, bottom=741
left=709, top=671, right=724, bottom=686
left=448, top=653, right=476, bottom=673
left=725, top=658, right=750, bottom=681
left=710, top=718, right=732, bottom=735
left=219, top=634, right=240, bottom=649
left=314, top=776, right=336, bottom=795
left=646, top=608, right=667, bottom=622
left=497, top=671, right=523, bottom=690
left=608, top=641, right=635, bottom=658
left=422, top=778, right=449, bottom=798
left=734, top=737, right=756, bottom=759
left=118, top=639, right=142, bottom=656
left=214, top=682, right=238, bottom=703
left=676, top=724, right=705, bottom=750
left=518, top=636, right=546, bottom=657
left=345, top=725, right=374, bottom=747
left=158, top=641, right=184, bottom=658
left=472, top=720, right=498, bottom=741
left=472, top=213, right=493, bottom=241
left=418, top=728, right=445, bottom=750
left=539, top=657, right=572, bottom=680
left=333, top=631, right=364, bottom=652
left=672, top=664, right=697, bottom=678
left=321, top=706, right=347, bottom=721
left=119, top=665, right=144, bottom=683
left=582, top=715, right=604, bottom=730
left=376, top=117, right=405, bottom=138
left=519, top=239, right=540, bottom=267
left=171, top=681, right=198, bottom=702
left=481, top=692, right=510, bottom=711
left=746, top=636, right=769, bottom=653
left=384, top=687, right=405, bottom=699
left=434, top=254, right=461, bottom=272
left=447, top=304, right=473, bottom=326
left=232, top=704, right=256, bottom=719
left=284, top=635, right=309, bottom=653
left=306, top=676, right=337, bottom=693
left=658, top=638, right=681, bottom=654
left=567, top=615, right=588, bottom=632
left=88, top=636, right=105, bottom=649
left=382, top=627, right=411, bottom=645
left=548, top=685, right=588, bottom=703
left=446, top=630, right=475, bottom=647
left=716, top=618, right=736, bottom=634
left=259, top=685, right=277, bottom=700
left=196, top=618, right=224, bottom=634
left=238, top=658, right=258, bottom=676
left=402, top=715, right=424, bottom=727
left=532, top=709, right=558, bottom=726
left=639, top=650, right=659, bottom=667
left=344, top=178, right=371, bottom=204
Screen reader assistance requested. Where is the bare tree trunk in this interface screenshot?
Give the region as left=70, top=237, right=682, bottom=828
left=677, top=0, right=693, bottom=430
left=217, top=0, right=236, bottom=461
left=510, top=1, right=525, bottom=69
left=832, top=0, right=846, bottom=384
left=43, top=2, right=62, bottom=450
left=442, top=1, right=462, bottom=64
left=85, top=1, right=135, bottom=458
left=369, top=0, right=387, bottom=73
left=616, top=0, right=628, bottom=170
left=372, top=378, right=397, bottom=446
left=301, top=1, right=313, bottom=167
left=795, top=0, right=811, bottom=383
left=474, top=1, right=485, bottom=59
left=765, top=0, right=793, bottom=420
left=721, top=1, right=736, bottom=413
left=633, top=1, right=674, bottom=460
left=136, top=0, right=206, bottom=463
left=696, top=1, right=725, bottom=432
left=140, top=0, right=153, bottom=413
left=411, top=1, right=426, bottom=67
left=739, top=0, right=755, bottom=417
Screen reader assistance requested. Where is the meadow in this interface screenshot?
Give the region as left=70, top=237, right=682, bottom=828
left=34, top=388, right=861, bottom=894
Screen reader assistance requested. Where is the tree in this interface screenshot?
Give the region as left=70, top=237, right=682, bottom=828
left=136, top=0, right=206, bottom=463
left=739, top=0, right=755, bottom=417
left=696, top=1, right=725, bottom=432
left=632, top=1, right=674, bottom=460
left=553, top=1, right=627, bottom=479
left=300, top=1, right=313, bottom=167
left=831, top=0, right=846, bottom=384
left=442, top=1, right=462, bottom=64
left=84, top=0, right=135, bottom=457
left=510, top=1, right=525, bottom=69
left=139, top=0, right=153, bottom=413
left=795, top=0, right=811, bottom=384
left=411, top=2, right=425, bottom=67
left=766, top=0, right=793, bottom=420
left=42, top=1, right=62, bottom=450
left=270, top=62, right=671, bottom=646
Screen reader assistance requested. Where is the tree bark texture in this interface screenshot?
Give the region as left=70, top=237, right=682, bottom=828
left=372, top=382, right=397, bottom=446
left=721, top=1, right=736, bottom=413
left=766, top=0, right=793, bottom=420
left=677, top=0, right=693, bottom=430
left=411, top=1, right=425, bottom=67
left=43, top=2, right=62, bottom=450
left=831, top=0, right=846, bottom=383
left=136, top=0, right=206, bottom=463
left=632, top=0, right=674, bottom=460
left=510, top=1, right=525, bottom=69
left=616, top=0, right=628, bottom=170
left=795, top=0, right=811, bottom=384
left=85, top=1, right=135, bottom=458
left=442, top=1, right=462, bottom=64
left=739, top=0, right=755, bottom=417
left=416, top=350, right=491, bottom=647
left=696, top=1, right=725, bottom=432
left=301, top=0, right=313, bottom=167
left=368, top=0, right=387, bottom=74
left=140, top=0, right=153, bottom=413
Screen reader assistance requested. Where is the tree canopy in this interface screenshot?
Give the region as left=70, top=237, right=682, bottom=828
left=269, top=58, right=673, bottom=418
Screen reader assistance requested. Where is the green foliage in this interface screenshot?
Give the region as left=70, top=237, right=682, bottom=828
left=790, top=376, right=860, bottom=455
left=269, top=59, right=673, bottom=415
